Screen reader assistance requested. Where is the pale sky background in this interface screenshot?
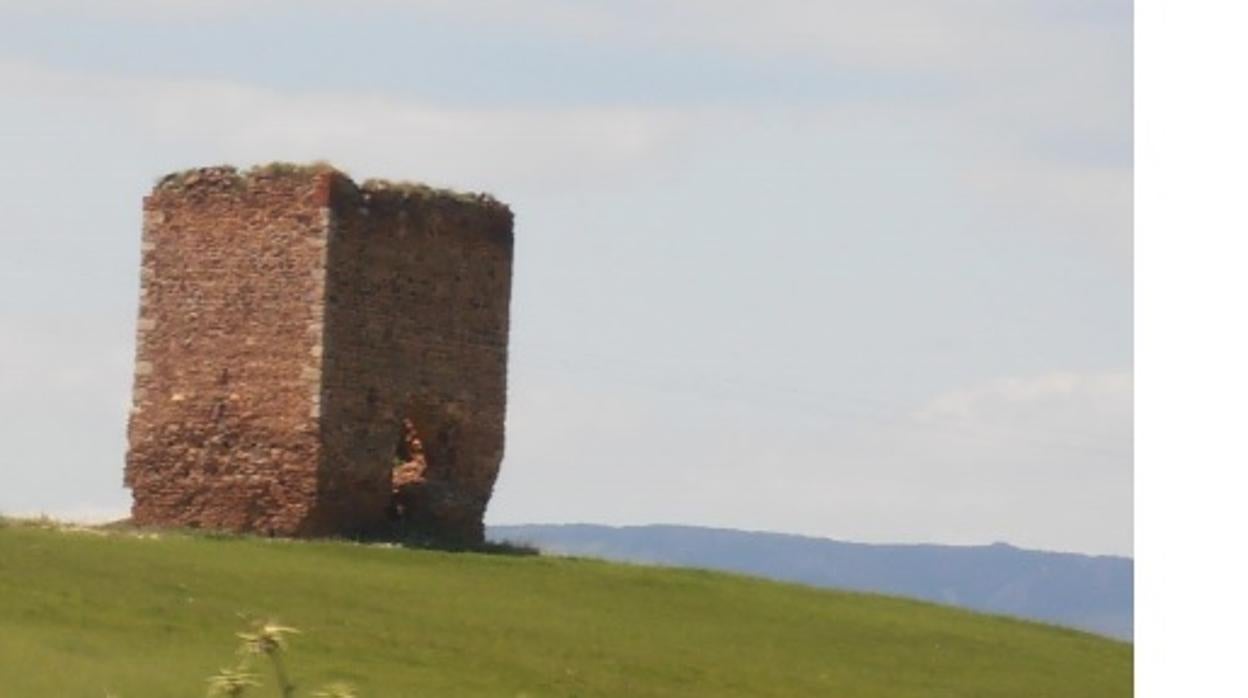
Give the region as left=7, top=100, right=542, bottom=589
left=0, top=1, right=1132, bottom=556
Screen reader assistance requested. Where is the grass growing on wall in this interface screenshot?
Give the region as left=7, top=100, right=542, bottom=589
left=0, top=522, right=1131, bottom=697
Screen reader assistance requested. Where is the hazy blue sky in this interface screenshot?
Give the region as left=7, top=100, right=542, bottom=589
left=0, top=1, right=1132, bottom=555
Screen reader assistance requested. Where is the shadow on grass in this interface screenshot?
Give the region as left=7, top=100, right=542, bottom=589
left=91, top=517, right=541, bottom=557
left=360, top=522, right=540, bottom=557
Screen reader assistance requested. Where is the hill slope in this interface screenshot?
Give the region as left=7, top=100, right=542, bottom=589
left=490, top=524, right=1133, bottom=640
left=0, top=521, right=1131, bottom=697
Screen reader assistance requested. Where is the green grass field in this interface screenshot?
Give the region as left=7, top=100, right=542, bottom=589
left=0, top=520, right=1131, bottom=697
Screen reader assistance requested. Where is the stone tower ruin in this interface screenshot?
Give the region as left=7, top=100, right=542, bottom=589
left=124, top=163, right=513, bottom=543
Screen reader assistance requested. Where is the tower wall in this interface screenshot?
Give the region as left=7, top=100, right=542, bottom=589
left=125, top=167, right=331, bottom=534
left=318, top=178, right=513, bottom=542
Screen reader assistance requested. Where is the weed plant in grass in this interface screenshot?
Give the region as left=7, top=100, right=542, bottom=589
left=0, top=522, right=1131, bottom=697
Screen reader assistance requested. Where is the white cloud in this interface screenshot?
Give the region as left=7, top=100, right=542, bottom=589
left=3, top=1, right=1129, bottom=72
left=0, top=0, right=277, bottom=20
left=0, top=60, right=698, bottom=197
left=918, top=370, right=1132, bottom=422
left=901, top=371, right=1132, bottom=554
left=912, top=371, right=1132, bottom=465
left=489, top=366, right=1133, bottom=555
left=0, top=316, right=134, bottom=518
left=1, top=55, right=1129, bottom=240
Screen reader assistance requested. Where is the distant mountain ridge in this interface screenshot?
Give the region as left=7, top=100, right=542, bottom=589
left=488, top=523, right=1133, bottom=640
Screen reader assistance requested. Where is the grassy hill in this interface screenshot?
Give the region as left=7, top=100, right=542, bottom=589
left=0, top=520, right=1131, bottom=697
left=491, top=523, right=1134, bottom=639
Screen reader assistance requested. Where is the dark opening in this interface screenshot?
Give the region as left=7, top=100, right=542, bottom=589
left=389, top=418, right=428, bottom=522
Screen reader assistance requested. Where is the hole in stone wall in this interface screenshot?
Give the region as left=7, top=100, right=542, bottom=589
left=390, top=417, right=428, bottom=522
left=387, top=406, right=462, bottom=531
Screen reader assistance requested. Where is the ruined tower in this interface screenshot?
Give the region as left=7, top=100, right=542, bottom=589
left=124, top=163, right=513, bottom=543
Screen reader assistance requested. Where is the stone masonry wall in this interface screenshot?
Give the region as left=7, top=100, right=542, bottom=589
left=124, top=164, right=513, bottom=541
left=318, top=177, right=514, bottom=543
left=125, top=166, right=330, bottom=534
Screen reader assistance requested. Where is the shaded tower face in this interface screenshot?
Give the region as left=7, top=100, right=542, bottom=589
left=124, top=164, right=513, bottom=543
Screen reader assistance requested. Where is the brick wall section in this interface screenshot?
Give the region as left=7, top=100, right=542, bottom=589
left=125, top=167, right=329, bottom=534
left=124, top=164, right=513, bottom=542
left=318, top=176, right=513, bottom=542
